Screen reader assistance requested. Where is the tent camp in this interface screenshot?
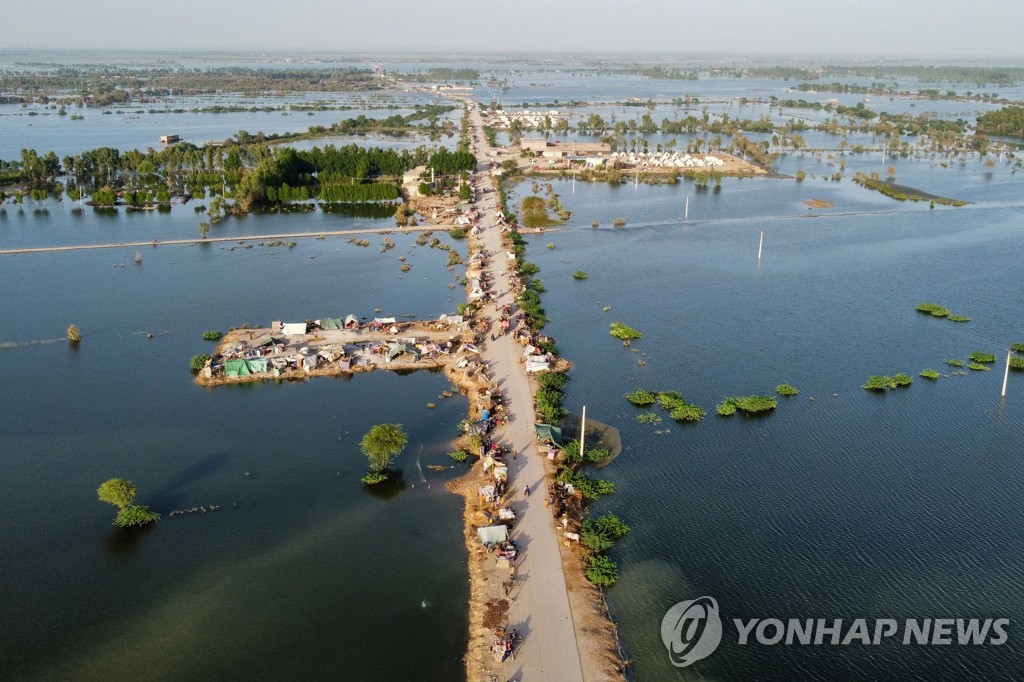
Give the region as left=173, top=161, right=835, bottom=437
left=477, top=525, right=509, bottom=545
left=535, top=423, right=562, bottom=446
left=282, top=322, right=307, bottom=336
left=224, top=359, right=251, bottom=377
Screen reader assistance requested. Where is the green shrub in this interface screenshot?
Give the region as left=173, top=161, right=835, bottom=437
left=361, top=471, right=390, bottom=485
left=657, top=391, right=685, bottom=411
left=969, top=351, right=995, bottom=363
left=891, top=373, right=913, bottom=387
left=448, top=449, right=470, bottom=462
left=1010, top=357, right=1024, bottom=371
left=625, top=389, right=657, bottom=406
left=776, top=384, right=799, bottom=396
left=968, top=362, right=990, bottom=371
left=1011, top=342, right=1024, bottom=353
left=114, top=505, right=160, bottom=527
left=449, top=227, right=466, bottom=239
left=202, top=330, right=223, bottom=341
left=716, top=401, right=738, bottom=416
left=190, top=354, right=211, bottom=372
left=916, top=302, right=950, bottom=317
left=573, top=270, right=589, bottom=280
left=557, top=470, right=615, bottom=499
left=945, top=359, right=965, bottom=367
left=609, top=322, right=642, bottom=340
left=537, top=372, right=569, bottom=389
left=581, top=514, right=629, bottom=552
left=863, top=375, right=893, bottom=391
left=919, top=369, right=941, bottom=380
left=670, top=403, right=706, bottom=422
left=585, top=555, right=619, bottom=587
left=720, top=395, right=778, bottom=413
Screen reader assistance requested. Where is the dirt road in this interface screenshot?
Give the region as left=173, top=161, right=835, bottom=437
left=466, top=102, right=586, bottom=682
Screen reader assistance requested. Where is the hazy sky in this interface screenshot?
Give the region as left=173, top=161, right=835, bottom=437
left=2, top=0, right=1021, bottom=58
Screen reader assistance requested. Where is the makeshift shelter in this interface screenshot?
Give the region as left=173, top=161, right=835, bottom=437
left=525, top=356, right=551, bottom=373
left=535, top=423, right=562, bottom=446
left=387, top=343, right=420, bottom=360
left=224, top=359, right=251, bottom=377
left=282, top=322, right=307, bottom=336
left=255, top=335, right=285, bottom=348
left=302, top=355, right=319, bottom=371
left=477, top=525, right=509, bottom=545
left=344, top=315, right=359, bottom=329
left=320, top=317, right=343, bottom=330
left=247, top=358, right=268, bottom=373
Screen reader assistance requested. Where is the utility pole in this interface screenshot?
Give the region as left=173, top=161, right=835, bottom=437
left=579, top=405, right=586, bottom=463
left=1002, top=349, right=1012, bottom=397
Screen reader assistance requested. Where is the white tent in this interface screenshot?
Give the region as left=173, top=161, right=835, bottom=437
left=282, top=322, right=307, bottom=336
left=476, top=525, right=509, bottom=545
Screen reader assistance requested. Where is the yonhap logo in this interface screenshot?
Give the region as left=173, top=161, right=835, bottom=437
left=660, top=595, right=1009, bottom=668
left=661, top=596, right=723, bottom=667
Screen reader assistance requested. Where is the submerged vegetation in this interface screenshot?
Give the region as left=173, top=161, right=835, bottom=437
left=776, top=384, right=799, bottom=396
left=716, top=395, right=778, bottom=415
left=609, top=322, right=643, bottom=341
left=97, top=478, right=159, bottom=528
left=862, top=374, right=913, bottom=391
left=915, top=302, right=970, bottom=322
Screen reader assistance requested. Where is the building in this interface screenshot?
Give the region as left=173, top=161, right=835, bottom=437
left=159, top=134, right=180, bottom=144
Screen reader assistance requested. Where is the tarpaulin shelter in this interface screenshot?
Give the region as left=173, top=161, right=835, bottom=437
left=255, top=336, right=285, bottom=348
left=535, top=423, right=562, bottom=446
left=248, top=358, right=268, bottom=372
left=344, top=315, right=359, bottom=329
left=320, top=317, right=343, bottom=330
left=282, top=322, right=307, bottom=336
left=387, top=343, right=420, bottom=360
left=225, top=359, right=251, bottom=377
left=477, top=525, right=509, bottom=545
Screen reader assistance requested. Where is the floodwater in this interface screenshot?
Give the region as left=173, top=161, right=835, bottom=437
left=524, top=172, right=1024, bottom=680
left=2, top=53, right=1024, bottom=681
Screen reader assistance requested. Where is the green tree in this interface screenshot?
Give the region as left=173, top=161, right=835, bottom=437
left=98, top=478, right=136, bottom=510
left=97, top=478, right=160, bottom=527
left=360, top=423, right=408, bottom=478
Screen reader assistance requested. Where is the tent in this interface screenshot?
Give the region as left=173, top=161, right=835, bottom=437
left=282, top=322, right=307, bottom=336
left=344, top=315, right=359, bottom=329
left=255, top=335, right=285, bottom=348
left=535, top=423, right=562, bottom=446
left=224, top=359, right=251, bottom=377
left=525, top=356, right=551, bottom=374
left=387, top=343, right=420, bottom=360
left=247, top=358, right=268, bottom=372
left=477, top=525, right=509, bottom=545
left=320, top=317, right=343, bottom=330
